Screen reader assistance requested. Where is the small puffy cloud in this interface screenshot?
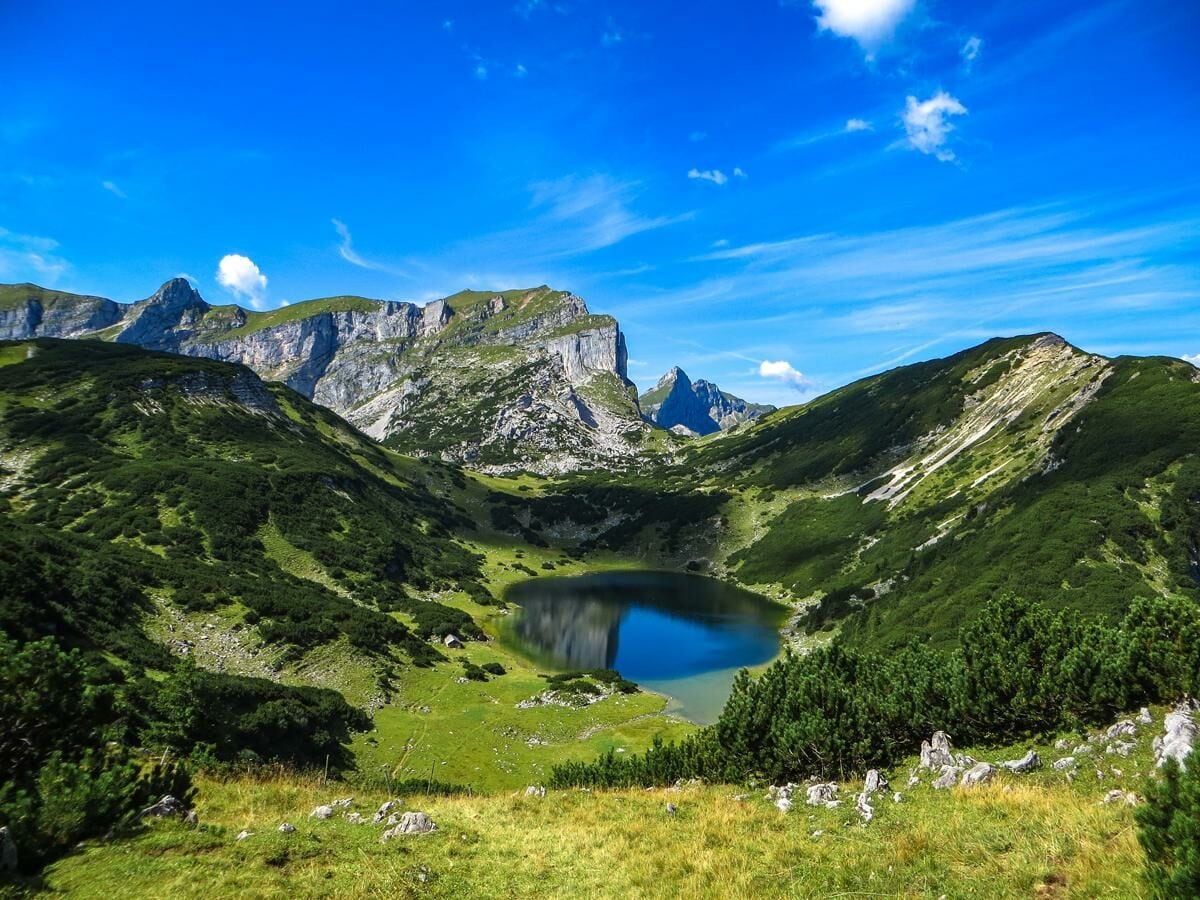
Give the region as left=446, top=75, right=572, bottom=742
left=442, top=19, right=454, bottom=31
left=961, top=35, right=983, bottom=66
left=846, top=118, right=873, bottom=132
left=733, top=167, right=748, bottom=179
left=813, top=0, right=916, bottom=54
left=711, top=238, right=730, bottom=248
left=514, top=63, right=528, bottom=77
left=474, top=63, right=488, bottom=80
left=216, top=253, right=268, bottom=308
left=759, top=359, right=808, bottom=389
left=1184, top=353, right=1200, bottom=367
left=902, top=91, right=968, bottom=162
left=688, top=168, right=728, bottom=186
left=101, top=180, right=127, bottom=198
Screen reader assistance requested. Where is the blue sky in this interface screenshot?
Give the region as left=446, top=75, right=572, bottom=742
left=2, top=0, right=1198, bottom=405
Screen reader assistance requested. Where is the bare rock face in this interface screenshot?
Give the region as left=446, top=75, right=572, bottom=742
left=640, top=366, right=773, bottom=436
left=1, top=281, right=648, bottom=474
left=1154, top=701, right=1198, bottom=769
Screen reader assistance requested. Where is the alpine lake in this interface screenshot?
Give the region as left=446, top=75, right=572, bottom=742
left=501, top=571, right=788, bottom=725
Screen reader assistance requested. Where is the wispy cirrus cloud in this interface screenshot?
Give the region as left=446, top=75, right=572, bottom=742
left=0, top=226, right=70, bottom=284
left=332, top=218, right=403, bottom=275
left=101, top=179, right=127, bottom=199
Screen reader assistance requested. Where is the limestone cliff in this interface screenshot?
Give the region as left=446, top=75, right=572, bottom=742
left=0, top=280, right=648, bottom=473
left=640, top=366, right=774, bottom=436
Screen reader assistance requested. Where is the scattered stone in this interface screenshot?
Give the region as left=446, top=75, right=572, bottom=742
left=1106, top=741, right=1135, bottom=758
left=892, top=792, right=903, bottom=803
left=932, top=766, right=961, bottom=790
left=373, top=800, right=401, bottom=824
left=811, top=830, right=824, bottom=838
left=805, top=783, right=839, bottom=808
left=380, top=812, right=437, bottom=839
left=1074, top=744, right=1093, bottom=756
left=1053, top=757, right=1077, bottom=771
left=961, top=762, right=997, bottom=787
left=1154, top=700, right=1198, bottom=770
left=1138, top=707, right=1154, bottom=725
left=1105, top=720, right=1137, bottom=740
left=862, top=769, right=889, bottom=795
left=345, top=812, right=366, bottom=825
left=1101, top=789, right=1138, bottom=806
left=732, top=794, right=751, bottom=802
left=855, top=791, right=875, bottom=823
left=768, top=784, right=795, bottom=813
left=0, top=826, right=17, bottom=874
left=1001, top=750, right=1041, bottom=774
left=920, top=731, right=955, bottom=769
left=278, top=823, right=296, bottom=834
left=184, top=810, right=199, bottom=828
left=524, top=785, right=546, bottom=799
left=332, top=797, right=353, bottom=810
left=309, top=805, right=334, bottom=820
left=955, top=754, right=978, bottom=768
left=236, top=830, right=253, bottom=841
left=1054, top=738, right=1071, bottom=751
left=665, top=803, right=678, bottom=818
left=138, top=794, right=189, bottom=821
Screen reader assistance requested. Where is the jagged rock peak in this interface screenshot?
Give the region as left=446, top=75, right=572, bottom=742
left=640, top=367, right=774, bottom=437
left=146, top=277, right=205, bottom=308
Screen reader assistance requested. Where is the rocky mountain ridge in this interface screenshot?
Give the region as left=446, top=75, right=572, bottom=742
left=0, top=280, right=646, bottom=473
left=639, top=366, right=775, bottom=436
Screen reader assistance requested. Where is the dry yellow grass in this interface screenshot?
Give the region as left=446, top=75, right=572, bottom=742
left=40, top=772, right=1145, bottom=898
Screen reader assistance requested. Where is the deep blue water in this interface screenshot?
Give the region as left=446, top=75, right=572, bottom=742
left=503, top=570, right=785, bottom=723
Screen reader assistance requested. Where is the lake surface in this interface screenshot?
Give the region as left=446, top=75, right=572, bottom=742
left=503, top=570, right=785, bottom=724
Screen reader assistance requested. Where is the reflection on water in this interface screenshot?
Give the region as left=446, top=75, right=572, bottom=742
left=504, top=570, right=785, bottom=724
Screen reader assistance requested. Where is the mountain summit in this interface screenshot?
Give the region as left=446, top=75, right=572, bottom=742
left=640, top=366, right=774, bottom=436
left=0, top=280, right=646, bottom=473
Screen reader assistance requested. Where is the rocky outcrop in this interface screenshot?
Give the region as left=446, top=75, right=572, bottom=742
left=1154, top=700, right=1197, bottom=769
left=380, top=811, right=437, bottom=838
left=0, top=280, right=648, bottom=473
left=640, top=367, right=773, bottom=436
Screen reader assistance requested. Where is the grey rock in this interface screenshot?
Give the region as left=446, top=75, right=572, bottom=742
left=863, top=769, right=889, bottom=795
left=1073, top=744, right=1093, bottom=756
left=373, top=800, right=401, bottom=824
left=138, top=795, right=190, bottom=821
left=1053, top=757, right=1077, bottom=771
left=345, top=812, right=366, bottom=825
left=665, top=803, right=678, bottom=818
left=1001, top=750, right=1041, bottom=774
left=331, top=797, right=353, bottom=810
left=1106, top=741, right=1135, bottom=758
left=1155, top=701, right=1198, bottom=769
left=920, top=731, right=955, bottom=770
left=768, top=784, right=795, bottom=813
left=278, top=823, right=296, bottom=834
left=309, top=805, right=334, bottom=820
left=1138, top=707, right=1154, bottom=724
left=236, top=830, right=253, bottom=841
left=855, top=791, right=875, bottom=823
left=1054, top=738, right=1071, bottom=751
left=961, top=763, right=997, bottom=787
left=932, top=766, right=961, bottom=790
left=1105, top=720, right=1137, bottom=740
left=1101, top=789, right=1138, bottom=806
left=380, top=812, right=437, bottom=839
left=805, top=783, right=839, bottom=807
left=524, top=785, right=546, bottom=798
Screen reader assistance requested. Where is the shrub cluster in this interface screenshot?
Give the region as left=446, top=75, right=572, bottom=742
left=550, top=594, right=1200, bottom=788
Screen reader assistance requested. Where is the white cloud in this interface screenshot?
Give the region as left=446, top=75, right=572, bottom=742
left=514, top=63, right=528, bottom=77
left=1184, top=353, right=1200, bottom=367
left=216, top=253, right=268, bottom=308
left=759, top=359, right=809, bottom=388
left=688, top=168, right=728, bottom=186
left=902, top=91, right=968, bottom=162
left=711, top=238, right=730, bottom=248
left=474, top=63, right=488, bottom=80
left=101, top=180, right=127, bottom=199
left=0, top=226, right=69, bottom=284
left=733, top=167, right=748, bottom=179
left=442, top=19, right=454, bottom=31
left=813, top=0, right=917, bottom=54
left=961, top=35, right=983, bottom=67
left=846, top=118, right=873, bottom=132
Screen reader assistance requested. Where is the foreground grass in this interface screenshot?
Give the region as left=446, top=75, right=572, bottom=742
left=38, top=769, right=1144, bottom=898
